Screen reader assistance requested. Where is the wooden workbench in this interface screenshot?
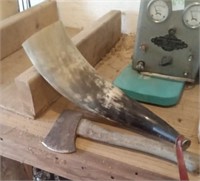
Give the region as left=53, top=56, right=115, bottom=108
left=0, top=1, right=199, bottom=179
left=0, top=32, right=199, bottom=180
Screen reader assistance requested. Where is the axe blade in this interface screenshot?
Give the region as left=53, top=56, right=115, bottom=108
left=42, top=110, right=83, bottom=153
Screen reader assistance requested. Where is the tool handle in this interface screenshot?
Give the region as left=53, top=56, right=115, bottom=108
left=77, top=119, right=199, bottom=174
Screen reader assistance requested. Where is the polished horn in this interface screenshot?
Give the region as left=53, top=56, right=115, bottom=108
left=22, top=21, right=191, bottom=149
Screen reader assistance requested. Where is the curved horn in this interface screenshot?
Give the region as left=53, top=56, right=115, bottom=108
left=22, top=21, right=190, bottom=149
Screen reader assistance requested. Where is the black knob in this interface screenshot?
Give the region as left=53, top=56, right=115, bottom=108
left=160, top=56, right=173, bottom=66
left=136, top=61, right=145, bottom=71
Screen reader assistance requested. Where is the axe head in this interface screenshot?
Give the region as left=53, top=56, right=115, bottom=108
left=42, top=110, right=83, bottom=153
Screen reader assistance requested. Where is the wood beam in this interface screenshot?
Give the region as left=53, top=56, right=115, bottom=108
left=0, top=1, right=58, bottom=60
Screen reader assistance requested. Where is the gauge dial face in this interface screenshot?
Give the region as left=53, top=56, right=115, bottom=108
left=183, top=3, right=200, bottom=29
left=148, top=0, right=169, bottom=23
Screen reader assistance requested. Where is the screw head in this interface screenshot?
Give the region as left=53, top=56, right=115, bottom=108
left=140, top=44, right=147, bottom=52
left=183, top=72, right=189, bottom=77
left=136, top=61, right=145, bottom=71
left=188, top=55, right=193, bottom=62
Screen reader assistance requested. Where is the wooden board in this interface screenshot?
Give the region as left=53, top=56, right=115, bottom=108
left=0, top=0, right=19, bottom=21
left=72, top=10, right=121, bottom=67
left=13, top=10, right=121, bottom=118
left=198, top=120, right=200, bottom=143
left=0, top=1, right=58, bottom=60
left=15, top=67, right=60, bottom=118
left=0, top=35, right=199, bottom=180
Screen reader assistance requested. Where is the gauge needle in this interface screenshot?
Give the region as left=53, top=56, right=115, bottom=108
left=190, top=11, right=197, bottom=21
left=154, top=6, right=161, bottom=15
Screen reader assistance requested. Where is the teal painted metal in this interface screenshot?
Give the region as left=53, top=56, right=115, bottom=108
left=114, top=65, right=185, bottom=106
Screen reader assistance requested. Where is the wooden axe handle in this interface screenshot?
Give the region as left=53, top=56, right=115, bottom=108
left=77, top=119, right=199, bottom=174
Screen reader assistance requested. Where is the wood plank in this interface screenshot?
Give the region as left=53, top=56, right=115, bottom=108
left=0, top=49, right=32, bottom=118
left=15, top=68, right=60, bottom=118
left=14, top=10, right=121, bottom=118
left=0, top=0, right=19, bottom=21
left=72, top=10, right=121, bottom=67
left=0, top=1, right=58, bottom=60
left=198, top=120, right=200, bottom=143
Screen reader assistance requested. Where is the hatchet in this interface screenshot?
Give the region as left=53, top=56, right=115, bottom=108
left=42, top=110, right=199, bottom=174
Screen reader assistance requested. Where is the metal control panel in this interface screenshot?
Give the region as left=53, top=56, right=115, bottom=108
left=132, top=0, right=200, bottom=82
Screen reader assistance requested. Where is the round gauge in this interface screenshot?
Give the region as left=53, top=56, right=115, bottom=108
left=148, top=0, right=169, bottom=23
left=183, top=3, right=200, bottom=29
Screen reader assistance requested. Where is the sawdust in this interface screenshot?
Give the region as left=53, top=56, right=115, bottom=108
left=96, top=34, right=135, bottom=81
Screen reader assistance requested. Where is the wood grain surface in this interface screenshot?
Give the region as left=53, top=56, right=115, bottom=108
left=0, top=1, right=58, bottom=60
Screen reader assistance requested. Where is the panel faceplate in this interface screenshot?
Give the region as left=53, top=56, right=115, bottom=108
left=132, top=0, right=200, bottom=82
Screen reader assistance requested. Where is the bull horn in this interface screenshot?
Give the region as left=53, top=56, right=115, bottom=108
left=22, top=21, right=190, bottom=149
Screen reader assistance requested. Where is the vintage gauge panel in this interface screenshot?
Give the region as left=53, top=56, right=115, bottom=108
left=132, top=0, right=200, bottom=82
